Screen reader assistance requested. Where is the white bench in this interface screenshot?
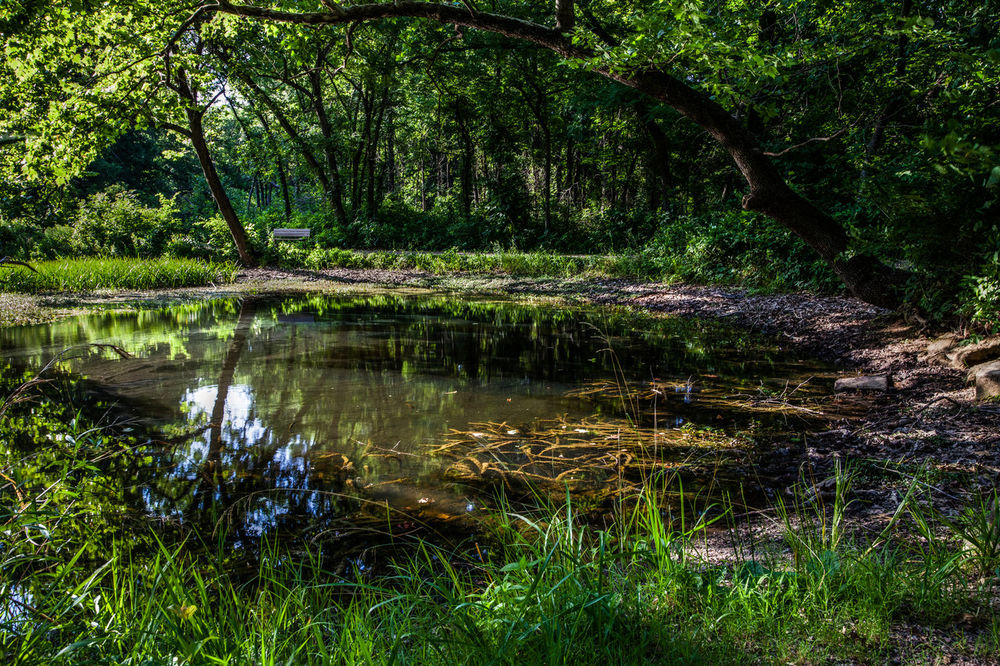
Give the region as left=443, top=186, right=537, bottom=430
left=273, top=228, right=311, bottom=240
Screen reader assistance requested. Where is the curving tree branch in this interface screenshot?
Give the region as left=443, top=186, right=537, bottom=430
left=0, top=257, right=39, bottom=273
left=195, top=0, right=905, bottom=307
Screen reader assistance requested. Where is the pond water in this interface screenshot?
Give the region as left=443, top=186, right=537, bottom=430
left=0, top=291, right=831, bottom=553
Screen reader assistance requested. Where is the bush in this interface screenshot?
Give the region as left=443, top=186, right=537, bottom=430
left=961, top=272, right=1000, bottom=333
left=645, top=210, right=840, bottom=292
left=0, top=217, right=39, bottom=260
left=165, top=234, right=217, bottom=261
left=38, top=224, right=76, bottom=258
left=73, top=185, right=182, bottom=257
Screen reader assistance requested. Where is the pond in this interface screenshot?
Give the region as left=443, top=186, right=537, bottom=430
left=0, top=291, right=832, bottom=557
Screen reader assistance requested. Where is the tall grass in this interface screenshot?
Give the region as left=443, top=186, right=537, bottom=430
left=0, top=257, right=238, bottom=293
left=2, top=379, right=998, bottom=663
left=3, top=443, right=998, bottom=664
left=297, top=247, right=669, bottom=281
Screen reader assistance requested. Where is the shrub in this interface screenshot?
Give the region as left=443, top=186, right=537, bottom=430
left=37, top=224, right=76, bottom=259
left=165, top=234, right=218, bottom=261
left=0, top=217, right=39, bottom=259
left=73, top=185, right=182, bottom=257
left=961, top=272, right=1000, bottom=333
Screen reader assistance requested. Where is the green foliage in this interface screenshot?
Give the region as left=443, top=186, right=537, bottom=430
left=960, top=232, right=1000, bottom=330
left=71, top=185, right=182, bottom=258
left=0, top=218, right=37, bottom=259
left=278, top=239, right=834, bottom=290
left=644, top=211, right=840, bottom=291
left=962, top=272, right=1000, bottom=332
left=0, top=257, right=237, bottom=293
left=1, top=0, right=998, bottom=316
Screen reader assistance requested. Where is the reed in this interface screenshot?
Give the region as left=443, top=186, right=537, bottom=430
left=0, top=257, right=238, bottom=293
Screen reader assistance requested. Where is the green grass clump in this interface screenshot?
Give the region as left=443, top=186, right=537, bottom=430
left=300, top=247, right=671, bottom=282
left=2, top=383, right=998, bottom=664
left=0, top=257, right=238, bottom=293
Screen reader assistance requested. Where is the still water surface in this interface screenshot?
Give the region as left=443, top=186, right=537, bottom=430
left=0, top=292, right=830, bottom=548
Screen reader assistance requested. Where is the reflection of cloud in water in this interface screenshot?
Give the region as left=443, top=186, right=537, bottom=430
left=184, top=384, right=267, bottom=445
left=179, top=384, right=312, bottom=473
left=160, top=384, right=315, bottom=531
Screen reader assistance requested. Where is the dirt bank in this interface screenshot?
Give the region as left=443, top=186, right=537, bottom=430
left=6, top=265, right=996, bottom=489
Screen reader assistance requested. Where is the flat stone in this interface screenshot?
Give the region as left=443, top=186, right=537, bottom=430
left=926, top=333, right=960, bottom=355
left=976, top=370, right=1000, bottom=401
left=921, top=335, right=957, bottom=366
left=834, top=376, right=889, bottom=392
left=952, top=336, right=1000, bottom=368
left=966, top=359, right=1000, bottom=385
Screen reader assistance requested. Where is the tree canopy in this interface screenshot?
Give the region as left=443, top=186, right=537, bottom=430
left=1, top=1, right=998, bottom=310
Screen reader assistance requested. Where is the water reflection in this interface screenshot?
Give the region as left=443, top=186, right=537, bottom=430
left=0, top=292, right=831, bottom=550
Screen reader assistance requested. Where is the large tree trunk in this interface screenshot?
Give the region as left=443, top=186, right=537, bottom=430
left=186, top=107, right=255, bottom=266
left=633, top=106, right=672, bottom=210
left=171, top=58, right=254, bottom=265
left=210, top=0, right=906, bottom=308
left=456, top=105, right=474, bottom=219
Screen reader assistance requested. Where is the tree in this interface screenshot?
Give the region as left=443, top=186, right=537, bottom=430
left=178, top=0, right=903, bottom=307
left=0, top=2, right=256, bottom=264
left=4, top=1, right=997, bottom=307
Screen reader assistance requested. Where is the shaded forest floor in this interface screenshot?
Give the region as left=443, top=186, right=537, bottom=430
left=4, top=266, right=999, bottom=663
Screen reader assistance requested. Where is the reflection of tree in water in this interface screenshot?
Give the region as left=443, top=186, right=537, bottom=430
left=1, top=293, right=831, bottom=562
left=173, top=298, right=359, bottom=549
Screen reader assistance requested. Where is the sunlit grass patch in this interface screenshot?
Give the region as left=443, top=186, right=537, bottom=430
left=0, top=257, right=238, bottom=293
left=299, top=247, right=673, bottom=281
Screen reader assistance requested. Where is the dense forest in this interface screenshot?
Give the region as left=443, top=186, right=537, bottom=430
left=1, top=0, right=998, bottom=316
left=5, top=4, right=1000, bottom=664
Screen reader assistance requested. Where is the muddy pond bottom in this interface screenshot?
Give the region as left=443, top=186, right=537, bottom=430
left=1, top=291, right=833, bottom=549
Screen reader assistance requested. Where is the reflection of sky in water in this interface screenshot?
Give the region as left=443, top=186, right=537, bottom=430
left=184, top=384, right=267, bottom=453
left=172, top=384, right=318, bottom=533
left=0, top=587, right=34, bottom=627
left=0, top=293, right=832, bottom=543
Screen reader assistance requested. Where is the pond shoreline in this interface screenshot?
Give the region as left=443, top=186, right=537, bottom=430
left=3, top=266, right=998, bottom=662
left=4, top=265, right=994, bottom=492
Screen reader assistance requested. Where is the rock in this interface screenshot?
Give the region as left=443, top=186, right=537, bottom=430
left=926, top=333, right=958, bottom=356
left=834, top=376, right=889, bottom=392
left=976, top=370, right=1000, bottom=401
left=965, top=359, right=1000, bottom=384
left=951, top=336, right=1000, bottom=368
left=926, top=333, right=960, bottom=354
left=921, top=333, right=960, bottom=366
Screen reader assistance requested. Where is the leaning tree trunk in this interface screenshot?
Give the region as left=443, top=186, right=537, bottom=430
left=170, top=58, right=255, bottom=265
left=205, top=0, right=906, bottom=308
left=185, top=107, right=255, bottom=266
